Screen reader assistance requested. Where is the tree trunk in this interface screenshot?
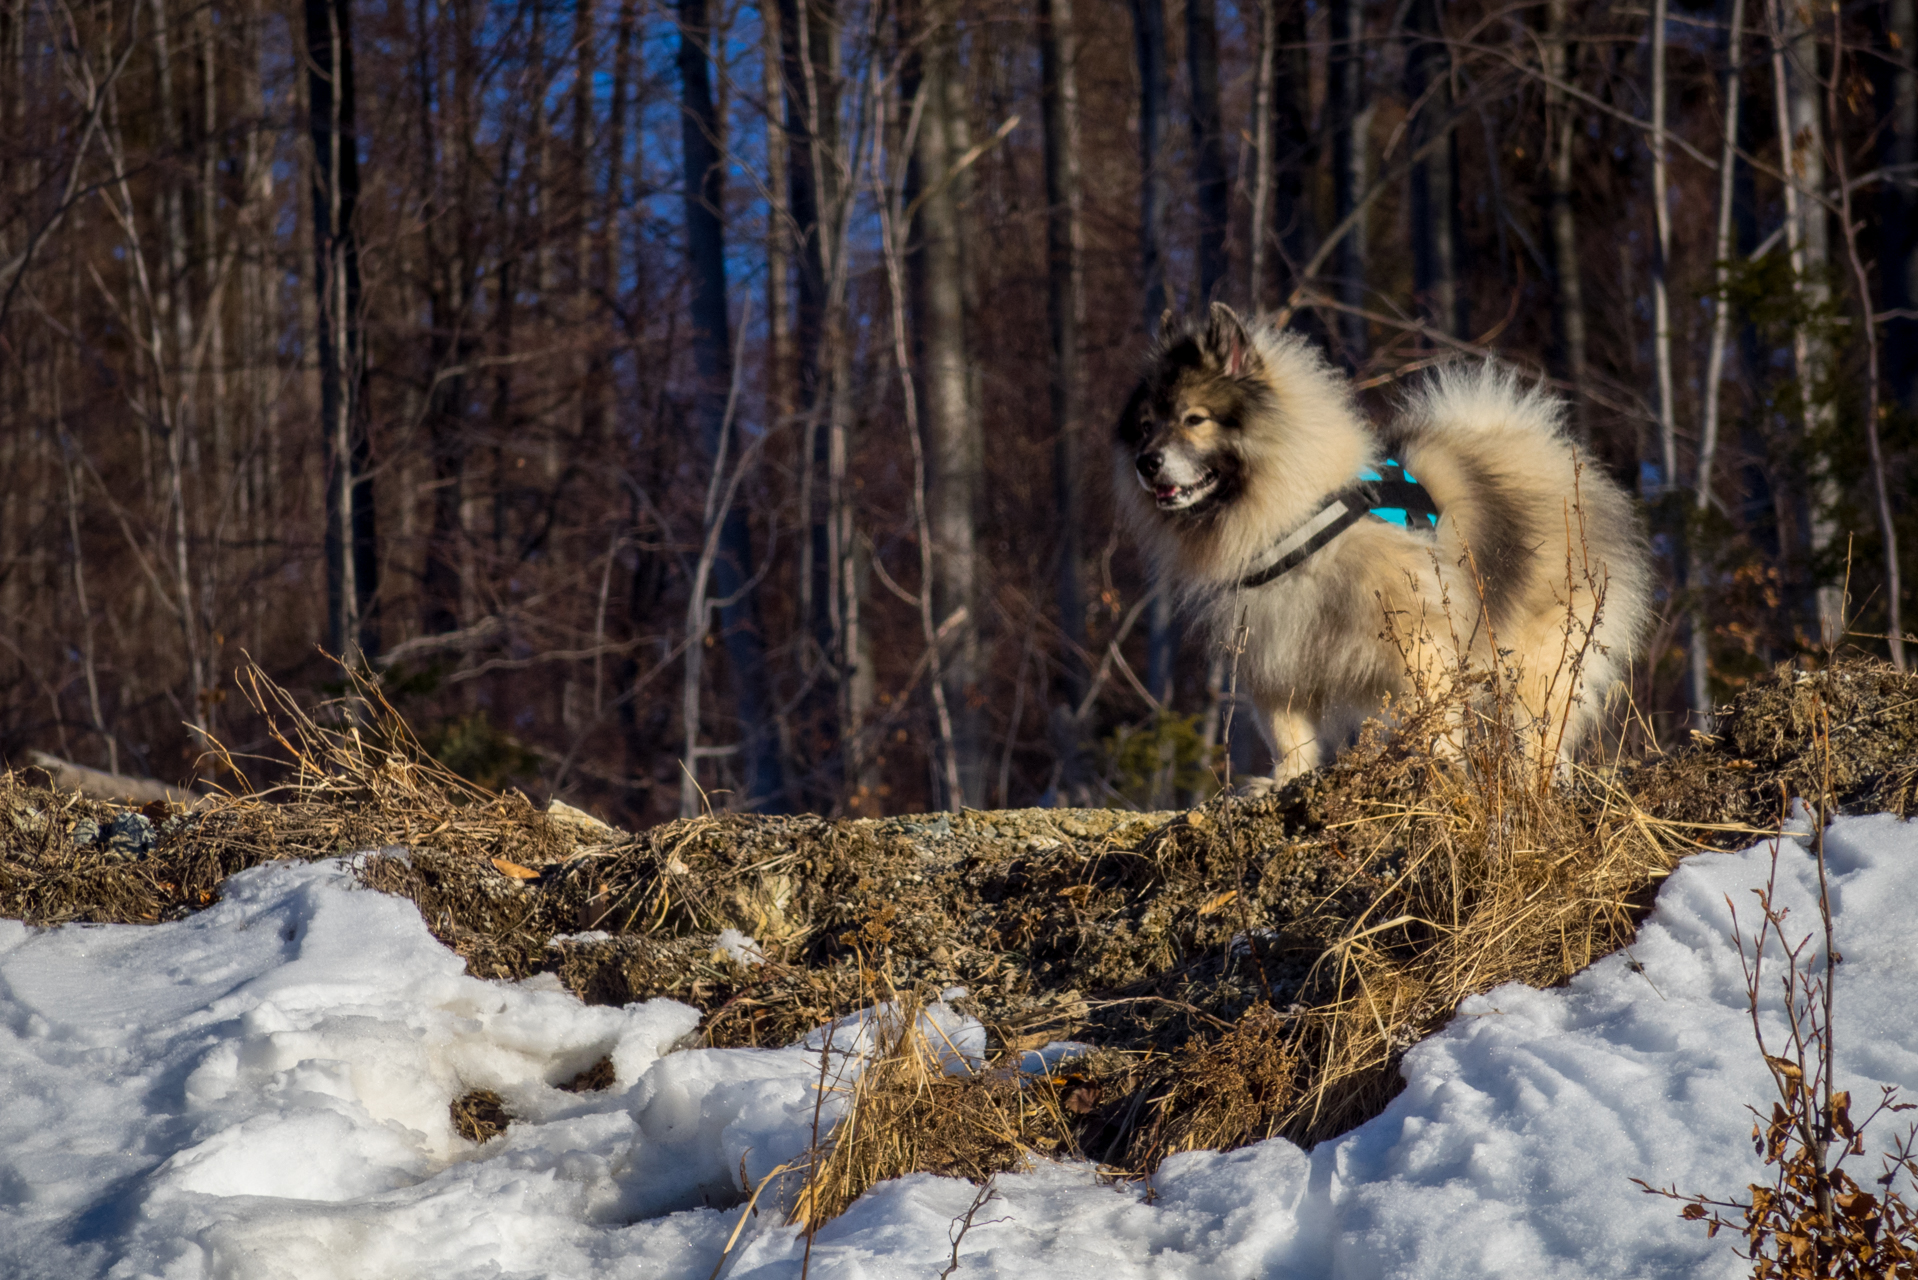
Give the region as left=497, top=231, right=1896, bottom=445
left=1768, top=0, right=1841, bottom=644
left=1130, top=0, right=1179, bottom=708
left=1650, top=0, right=1698, bottom=718
left=1268, top=2, right=1315, bottom=307
left=763, top=0, right=794, bottom=422
left=1542, top=0, right=1590, bottom=443
left=1128, top=0, right=1169, bottom=327
left=1248, top=0, right=1276, bottom=309
left=306, top=0, right=377, bottom=663
left=678, top=0, right=786, bottom=811
left=1041, top=0, right=1088, bottom=800
left=1880, top=0, right=1917, bottom=411
left=779, top=0, right=850, bottom=808
left=417, top=0, right=470, bottom=641
left=909, top=5, right=983, bottom=808
left=1404, top=0, right=1461, bottom=337
left=1692, top=0, right=1747, bottom=721
left=1329, top=0, right=1370, bottom=364
left=1186, top=0, right=1229, bottom=304
left=1650, top=0, right=1678, bottom=498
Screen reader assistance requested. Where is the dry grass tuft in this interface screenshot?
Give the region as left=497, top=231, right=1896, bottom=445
left=786, top=983, right=1087, bottom=1229
left=450, top=1089, right=511, bottom=1143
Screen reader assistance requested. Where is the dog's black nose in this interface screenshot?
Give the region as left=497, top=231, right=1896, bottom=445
left=1136, top=449, right=1163, bottom=478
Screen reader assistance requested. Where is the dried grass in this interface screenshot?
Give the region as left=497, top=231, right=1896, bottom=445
left=450, top=1089, right=511, bottom=1144
left=785, top=982, right=1089, bottom=1229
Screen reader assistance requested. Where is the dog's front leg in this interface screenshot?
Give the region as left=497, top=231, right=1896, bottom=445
left=1265, top=709, right=1322, bottom=785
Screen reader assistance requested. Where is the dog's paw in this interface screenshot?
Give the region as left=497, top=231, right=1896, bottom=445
left=1226, top=775, right=1279, bottom=800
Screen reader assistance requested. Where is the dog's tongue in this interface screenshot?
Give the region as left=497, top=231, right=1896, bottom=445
left=1154, top=484, right=1181, bottom=500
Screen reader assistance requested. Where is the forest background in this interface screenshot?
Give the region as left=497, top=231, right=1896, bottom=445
left=1, top=0, right=1912, bottom=823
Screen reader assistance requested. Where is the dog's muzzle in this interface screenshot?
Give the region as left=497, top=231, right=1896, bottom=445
left=1136, top=448, right=1219, bottom=510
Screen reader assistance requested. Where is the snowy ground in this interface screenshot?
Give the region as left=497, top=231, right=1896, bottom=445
left=3, top=812, right=1914, bottom=1280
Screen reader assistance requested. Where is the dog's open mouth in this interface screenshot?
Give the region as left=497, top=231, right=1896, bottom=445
left=1150, top=469, right=1219, bottom=510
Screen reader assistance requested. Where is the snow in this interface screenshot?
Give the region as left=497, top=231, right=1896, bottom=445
left=2, top=812, right=1914, bottom=1279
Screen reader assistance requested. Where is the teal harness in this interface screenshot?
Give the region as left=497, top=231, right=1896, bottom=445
left=1239, top=459, right=1439, bottom=589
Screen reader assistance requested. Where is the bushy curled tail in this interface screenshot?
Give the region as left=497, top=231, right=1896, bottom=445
left=1389, top=362, right=1650, bottom=674
left=1399, top=362, right=1570, bottom=446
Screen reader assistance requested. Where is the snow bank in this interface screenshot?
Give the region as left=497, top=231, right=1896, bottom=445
left=2, top=815, right=1914, bottom=1279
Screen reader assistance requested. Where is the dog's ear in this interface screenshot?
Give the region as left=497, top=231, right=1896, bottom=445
left=1203, top=303, right=1257, bottom=378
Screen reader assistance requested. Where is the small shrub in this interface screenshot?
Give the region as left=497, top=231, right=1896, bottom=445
left=1638, top=694, right=1918, bottom=1278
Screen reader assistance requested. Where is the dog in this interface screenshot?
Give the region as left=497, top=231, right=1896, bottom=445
left=1114, top=304, right=1649, bottom=784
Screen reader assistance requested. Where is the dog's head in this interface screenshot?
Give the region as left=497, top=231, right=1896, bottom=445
left=1117, top=303, right=1273, bottom=519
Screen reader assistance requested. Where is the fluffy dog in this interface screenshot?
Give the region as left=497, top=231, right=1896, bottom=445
left=1114, top=305, right=1649, bottom=783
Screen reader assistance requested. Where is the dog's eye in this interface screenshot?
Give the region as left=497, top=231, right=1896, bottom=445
left=1182, top=412, right=1207, bottom=428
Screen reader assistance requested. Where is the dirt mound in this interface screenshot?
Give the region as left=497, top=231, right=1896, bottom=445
left=3, top=659, right=1912, bottom=1210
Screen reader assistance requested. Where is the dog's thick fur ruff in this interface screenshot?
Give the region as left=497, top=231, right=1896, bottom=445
left=1115, top=306, right=1650, bottom=782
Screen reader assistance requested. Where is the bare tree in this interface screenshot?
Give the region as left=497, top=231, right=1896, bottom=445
left=678, top=0, right=786, bottom=810
left=1692, top=0, right=1748, bottom=718
left=909, top=0, right=983, bottom=807
left=1329, top=0, right=1370, bottom=363
left=1041, top=0, right=1088, bottom=796
left=1130, top=0, right=1179, bottom=711
left=1404, top=0, right=1461, bottom=337
left=306, top=0, right=377, bottom=663
left=1767, top=0, right=1841, bottom=644
left=1882, top=0, right=1918, bottom=412
left=1186, top=0, right=1228, bottom=303
left=1829, top=9, right=1905, bottom=669
left=1129, top=0, right=1169, bottom=326
left=1542, top=0, right=1591, bottom=443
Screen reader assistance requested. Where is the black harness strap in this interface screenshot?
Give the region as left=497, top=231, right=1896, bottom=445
left=1239, top=487, right=1376, bottom=590
left=1238, top=461, right=1440, bottom=590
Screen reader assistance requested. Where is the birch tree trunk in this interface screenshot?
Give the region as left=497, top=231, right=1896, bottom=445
left=306, top=0, right=377, bottom=664
left=1692, top=0, right=1746, bottom=720
left=912, top=6, right=983, bottom=808
left=1650, top=0, right=1678, bottom=500
left=1768, top=0, right=1841, bottom=644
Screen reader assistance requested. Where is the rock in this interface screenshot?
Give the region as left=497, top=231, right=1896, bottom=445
left=545, top=798, right=621, bottom=844
left=103, top=812, right=155, bottom=859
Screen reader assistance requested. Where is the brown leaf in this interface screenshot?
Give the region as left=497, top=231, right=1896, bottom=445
left=1827, top=1090, right=1855, bottom=1142
left=1835, top=1190, right=1878, bottom=1219
left=491, top=857, right=539, bottom=881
